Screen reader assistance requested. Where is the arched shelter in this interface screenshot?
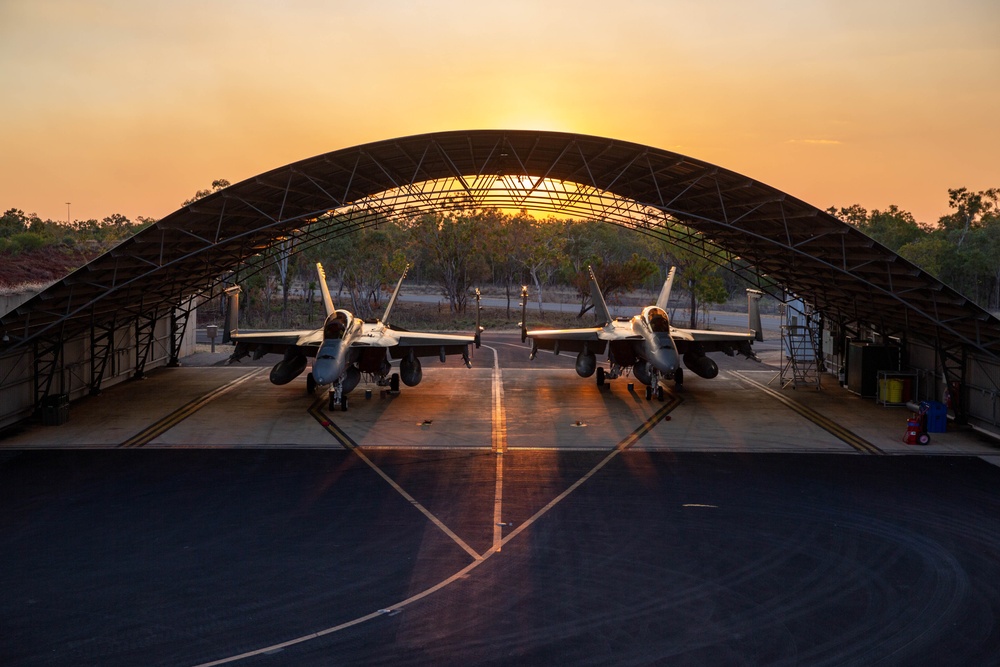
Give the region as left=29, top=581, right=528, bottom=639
left=2, top=130, right=999, bottom=429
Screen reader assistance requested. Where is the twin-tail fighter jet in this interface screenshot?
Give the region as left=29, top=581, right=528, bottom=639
left=227, top=263, right=481, bottom=410
left=523, top=267, right=762, bottom=400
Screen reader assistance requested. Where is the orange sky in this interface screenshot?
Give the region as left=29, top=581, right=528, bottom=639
left=1, top=0, right=998, bottom=226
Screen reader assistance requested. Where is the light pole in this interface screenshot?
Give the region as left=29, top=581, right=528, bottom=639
left=66, top=202, right=71, bottom=225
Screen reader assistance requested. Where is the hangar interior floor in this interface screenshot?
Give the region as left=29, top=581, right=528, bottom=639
left=3, top=333, right=998, bottom=458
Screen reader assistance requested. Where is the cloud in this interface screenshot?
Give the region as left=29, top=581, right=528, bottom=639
left=786, top=139, right=844, bottom=146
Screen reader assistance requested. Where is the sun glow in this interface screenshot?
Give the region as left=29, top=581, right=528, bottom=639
left=2, top=2, right=998, bottom=224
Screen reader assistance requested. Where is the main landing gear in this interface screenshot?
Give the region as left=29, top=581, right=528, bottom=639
left=326, top=372, right=402, bottom=412
left=596, top=364, right=624, bottom=389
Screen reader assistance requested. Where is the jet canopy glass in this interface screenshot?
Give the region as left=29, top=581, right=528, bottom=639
left=324, top=311, right=352, bottom=340
left=644, top=307, right=670, bottom=333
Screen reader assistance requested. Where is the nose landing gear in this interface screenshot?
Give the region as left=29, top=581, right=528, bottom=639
left=329, top=380, right=348, bottom=411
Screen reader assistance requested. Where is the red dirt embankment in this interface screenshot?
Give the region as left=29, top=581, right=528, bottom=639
left=0, top=247, right=101, bottom=291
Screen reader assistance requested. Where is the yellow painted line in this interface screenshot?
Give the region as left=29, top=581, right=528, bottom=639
left=493, top=452, right=505, bottom=551
left=195, top=384, right=681, bottom=666
left=614, top=389, right=683, bottom=451
left=119, top=368, right=266, bottom=448
left=306, top=398, right=357, bottom=451
left=484, top=345, right=507, bottom=453
left=309, top=402, right=483, bottom=562
left=483, top=345, right=507, bottom=550
left=730, top=371, right=884, bottom=455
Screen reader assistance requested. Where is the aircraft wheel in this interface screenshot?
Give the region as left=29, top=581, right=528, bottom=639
left=390, top=373, right=400, bottom=393
left=306, top=372, right=316, bottom=395
left=656, top=385, right=664, bottom=401
left=341, top=396, right=349, bottom=412
left=644, top=385, right=653, bottom=400
left=674, top=368, right=684, bottom=386
left=596, top=367, right=605, bottom=387
left=329, top=394, right=337, bottom=410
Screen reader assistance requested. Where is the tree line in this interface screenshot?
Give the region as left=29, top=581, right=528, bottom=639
left=827, top=187, right=1000, bottom=310
left=0, top=208, right=155, bottom=255
left=4, top=184, right=999, bottom=324
left=250, top=208, right=735, bottom=328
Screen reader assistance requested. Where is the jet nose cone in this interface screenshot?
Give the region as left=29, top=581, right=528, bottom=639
left=651, top=349, right=678, bottom=375
left=312, top=359, right=337, bottom=386
left=312, top=340, right=346, bottom=385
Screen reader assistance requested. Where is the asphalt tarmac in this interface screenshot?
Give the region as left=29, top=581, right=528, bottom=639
left=2, top=332, right=1000, bottom=666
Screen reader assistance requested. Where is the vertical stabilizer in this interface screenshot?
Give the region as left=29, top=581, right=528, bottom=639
left=381, top=264, right=409, bottom=325
left=747, top=289, right=764, bottom=341
left=317, top=263, right=335, bottom=318
left=588, top=266, right=612, bottom=324
left=655, top=267, right=676, bottom=311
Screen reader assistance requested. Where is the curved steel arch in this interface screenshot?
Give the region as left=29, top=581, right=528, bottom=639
left=3, top=129, right=999, bottom=374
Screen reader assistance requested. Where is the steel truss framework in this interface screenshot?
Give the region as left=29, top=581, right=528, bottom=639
left=2, top=130, right=999, bottom=412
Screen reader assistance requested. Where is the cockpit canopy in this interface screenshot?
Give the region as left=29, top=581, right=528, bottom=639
left=323, top=311, right=352, bottom=340
left=644, top=307, right=670, bottom=333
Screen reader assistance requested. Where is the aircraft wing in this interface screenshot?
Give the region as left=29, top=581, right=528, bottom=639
left=386, top=331, right=477, bottom=359
left=526, top=327, right=618, bottom=355
left=670, top=327, right=757, bottom=359
left=230, top=329, right=323, bottom=360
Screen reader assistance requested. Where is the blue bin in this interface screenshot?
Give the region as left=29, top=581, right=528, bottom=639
left=921, top=400, right=948, bottom=433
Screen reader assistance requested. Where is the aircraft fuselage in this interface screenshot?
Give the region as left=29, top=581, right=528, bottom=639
left=602, top=307, right=679, bottom=380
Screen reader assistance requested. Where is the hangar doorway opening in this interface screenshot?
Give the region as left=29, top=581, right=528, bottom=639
left=2, top=130, right=999, bottom=435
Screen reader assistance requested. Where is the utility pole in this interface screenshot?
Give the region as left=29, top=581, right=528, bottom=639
left=66, top=202, right=71, bottom=225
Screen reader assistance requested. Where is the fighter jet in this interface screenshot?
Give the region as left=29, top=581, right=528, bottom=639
left=226, top=263, right=481, bottom=410
left=523, top=266, right=762, bottom=400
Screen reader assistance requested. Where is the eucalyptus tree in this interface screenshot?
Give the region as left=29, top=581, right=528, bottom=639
left=520, top=217, right=564, bottom=315
left=482, top=208, right=533, bottom=318
left=407, top=211, right=485, bottom=313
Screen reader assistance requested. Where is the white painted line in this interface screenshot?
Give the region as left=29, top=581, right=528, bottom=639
left=350, top=446, right=484, bottom=561
left=194, top=378, right=675, bottom=666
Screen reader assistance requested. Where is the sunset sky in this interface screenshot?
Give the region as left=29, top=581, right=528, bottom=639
left=1, top=0, right=997, bottom=226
